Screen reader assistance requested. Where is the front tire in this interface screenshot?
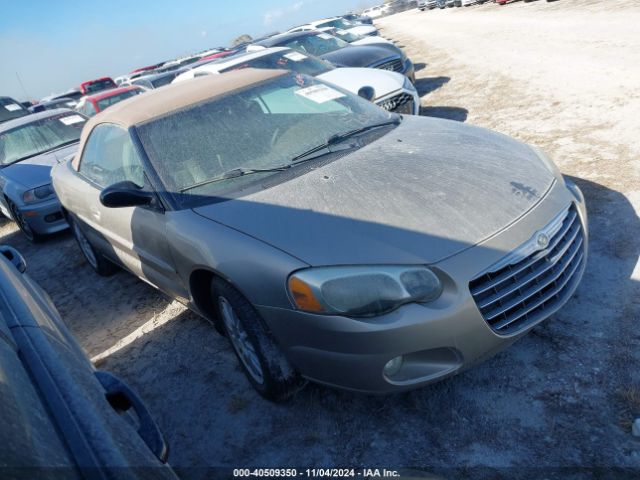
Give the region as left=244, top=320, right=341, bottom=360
left=69, top=215, right=117, bottom=276
left=212, top=278, right=305, bottom=401
left=9, top=201, right=43, bottom=243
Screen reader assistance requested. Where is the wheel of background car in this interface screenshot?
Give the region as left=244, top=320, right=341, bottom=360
left=68, top=215, right=118, bottom=276
left=211, top=277, right=306, bottom=401
left=8, top=200, right=42, bottom=243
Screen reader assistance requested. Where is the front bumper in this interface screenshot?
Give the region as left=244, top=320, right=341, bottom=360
left=258, top=178, right=587, bottom=393
left=16, top=197, right=68, bottom=235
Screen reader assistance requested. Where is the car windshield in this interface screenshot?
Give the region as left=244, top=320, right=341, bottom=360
left=136, top=74, right=395, bottom=207
left=0, top=98, right=28, bottom=123
left=60, top=91, right=83, bottom=101
left=96, top=89, right=143, bottom=111
left=151, top=73, right=179, bottom=88
left=333, top=30, right=361, bottom=43
left=48, top=98, right=77, bottom=109
left=0, top=112, right=85, bottom=166
left=316, top=19, right=353, bottom=30
left=282, top=34, right=349, bottom=56
left=85, top=79, right=116, bottom=94
left=219, top=51, right=333, bottom=77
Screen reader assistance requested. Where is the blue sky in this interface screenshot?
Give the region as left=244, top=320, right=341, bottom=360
left=0, top=0, right=377, bottom=101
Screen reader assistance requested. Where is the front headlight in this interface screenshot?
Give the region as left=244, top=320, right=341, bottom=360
left=403, top=75, right=416, bottom=92
left=288, top=265, right=442, bottom=317
left=23, top=183, right=55, bottom=203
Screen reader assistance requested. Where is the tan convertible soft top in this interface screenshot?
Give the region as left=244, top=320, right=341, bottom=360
left=71, top=68, right=287, bottom=169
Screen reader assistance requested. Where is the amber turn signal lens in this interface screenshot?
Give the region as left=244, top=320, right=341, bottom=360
left=288, top=276, right=324, bottom=313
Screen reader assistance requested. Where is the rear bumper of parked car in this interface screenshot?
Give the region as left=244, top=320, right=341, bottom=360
left=18, top=197, right=68, bottom=235
left=258, top=179, right=587, bottom=393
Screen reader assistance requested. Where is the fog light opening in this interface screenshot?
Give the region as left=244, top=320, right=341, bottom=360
left=383, top=356, right=403, bottom=378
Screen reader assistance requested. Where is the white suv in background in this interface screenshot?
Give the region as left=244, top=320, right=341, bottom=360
left=174, top=47, right=420, bottom=115
left=363, top=5, right=389, bottom=18
left=419, top=0, right=438, bottom=9
left=288, top=17, right=378, bottom=37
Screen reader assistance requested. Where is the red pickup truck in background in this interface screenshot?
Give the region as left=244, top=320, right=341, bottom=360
left=79, top=76, right=117, bottom=95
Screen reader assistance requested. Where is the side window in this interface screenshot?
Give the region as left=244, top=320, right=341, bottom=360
left=78, top=124, right=145, bottom=189
left=84, top=102, right=97, bottom=116
left=133, top=79, right=152, bottom=89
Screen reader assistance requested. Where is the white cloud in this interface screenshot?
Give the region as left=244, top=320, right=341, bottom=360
left=264, top=0, right=311, bottom=26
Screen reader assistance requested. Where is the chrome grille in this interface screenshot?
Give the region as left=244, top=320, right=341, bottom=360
left=374, top=58, right=404, bottom=73
left=377, top=92, right=414, bottom=114
left=469, top=205, right=585, bottom=335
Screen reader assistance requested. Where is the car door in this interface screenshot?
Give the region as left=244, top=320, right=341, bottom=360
left=74, top=123, right=187, bottom=299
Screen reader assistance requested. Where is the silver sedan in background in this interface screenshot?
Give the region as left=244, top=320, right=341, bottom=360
left=52, top=69, right=587, bottom=401
left=0, top=109, right=86, bottom=241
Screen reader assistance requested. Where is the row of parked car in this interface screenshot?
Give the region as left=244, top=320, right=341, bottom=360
left=419, top=0, right=557, bottom=8
left=1, top=16, right=422, bottom=242
left=1, top=6, right=588, bottom=476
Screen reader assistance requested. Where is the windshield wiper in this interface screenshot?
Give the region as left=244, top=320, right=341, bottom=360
left=290, top=118, right=401, bottom=164
left=178, top=119, right=401, bottom=193
left=180, top=165, right=292, bottom=193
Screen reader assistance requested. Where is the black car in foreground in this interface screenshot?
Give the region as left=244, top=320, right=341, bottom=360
left=0, top=96, right=29, bottom=124
left=251, top=31, right=415, bottom=82
left=0, top=245, right=176, bottom=479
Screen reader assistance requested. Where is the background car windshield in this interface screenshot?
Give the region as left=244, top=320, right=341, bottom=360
left=136, top=74, right=393, bottom=207
left=0, top=98, right=27, bottom=123
left=284, top=34, right=349, bottom=56
left=219, top=51, right=333, bottom=76
left=85, top=79, right=116, bottom=93
left=151, top=73, right=179, bottom=88
left=0, top=113, right=85, bottom=166
left=316, top=19, right=353, bottom=30
left=96, top=89, right=142, bottom=111
left=333, top=30, right=360, bottom=43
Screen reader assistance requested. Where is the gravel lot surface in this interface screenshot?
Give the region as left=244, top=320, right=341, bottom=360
left=2, top=1, right=639, bottom=478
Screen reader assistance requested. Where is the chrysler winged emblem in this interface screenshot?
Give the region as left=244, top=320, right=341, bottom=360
left=537, top=233, right=550, bottom=249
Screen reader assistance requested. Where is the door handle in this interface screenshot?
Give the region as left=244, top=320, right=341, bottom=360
left=95, top=370, right=169, bottom=463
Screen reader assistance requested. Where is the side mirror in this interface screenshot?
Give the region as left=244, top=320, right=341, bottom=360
left=100, top=181, right=154, bottom=208
left=0, top=245, right=27, bottom=273
left=357, top=86, right=376, bottom=102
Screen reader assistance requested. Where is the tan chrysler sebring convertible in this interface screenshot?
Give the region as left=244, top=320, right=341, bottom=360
left=51, top=69, right=588, bottom=400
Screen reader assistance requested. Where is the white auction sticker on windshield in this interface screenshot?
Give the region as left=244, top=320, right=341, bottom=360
left=295, top=84, right=345, bottom=104
left=59, top=115, right=86, bottom=125
left=4, top=104, right=21, bottom=111
left=284, top=52, right=308, bottom=62
left=336, top=29, right=348, bottom=34
left=318, top=33, right=333, bottom=40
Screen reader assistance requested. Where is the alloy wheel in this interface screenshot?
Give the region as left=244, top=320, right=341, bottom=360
left=10, top=203, right=35, bottom=242
left=218, top=296, right=265, bottom=385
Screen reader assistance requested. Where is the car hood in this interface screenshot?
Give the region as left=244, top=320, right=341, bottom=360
left=0, top=143, right=78, bottom=188
left=193, top=116, right=555, bottom=266
left=321, top=45, right=399, bottom=68
left=317, top=68, right=404, bottom=99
